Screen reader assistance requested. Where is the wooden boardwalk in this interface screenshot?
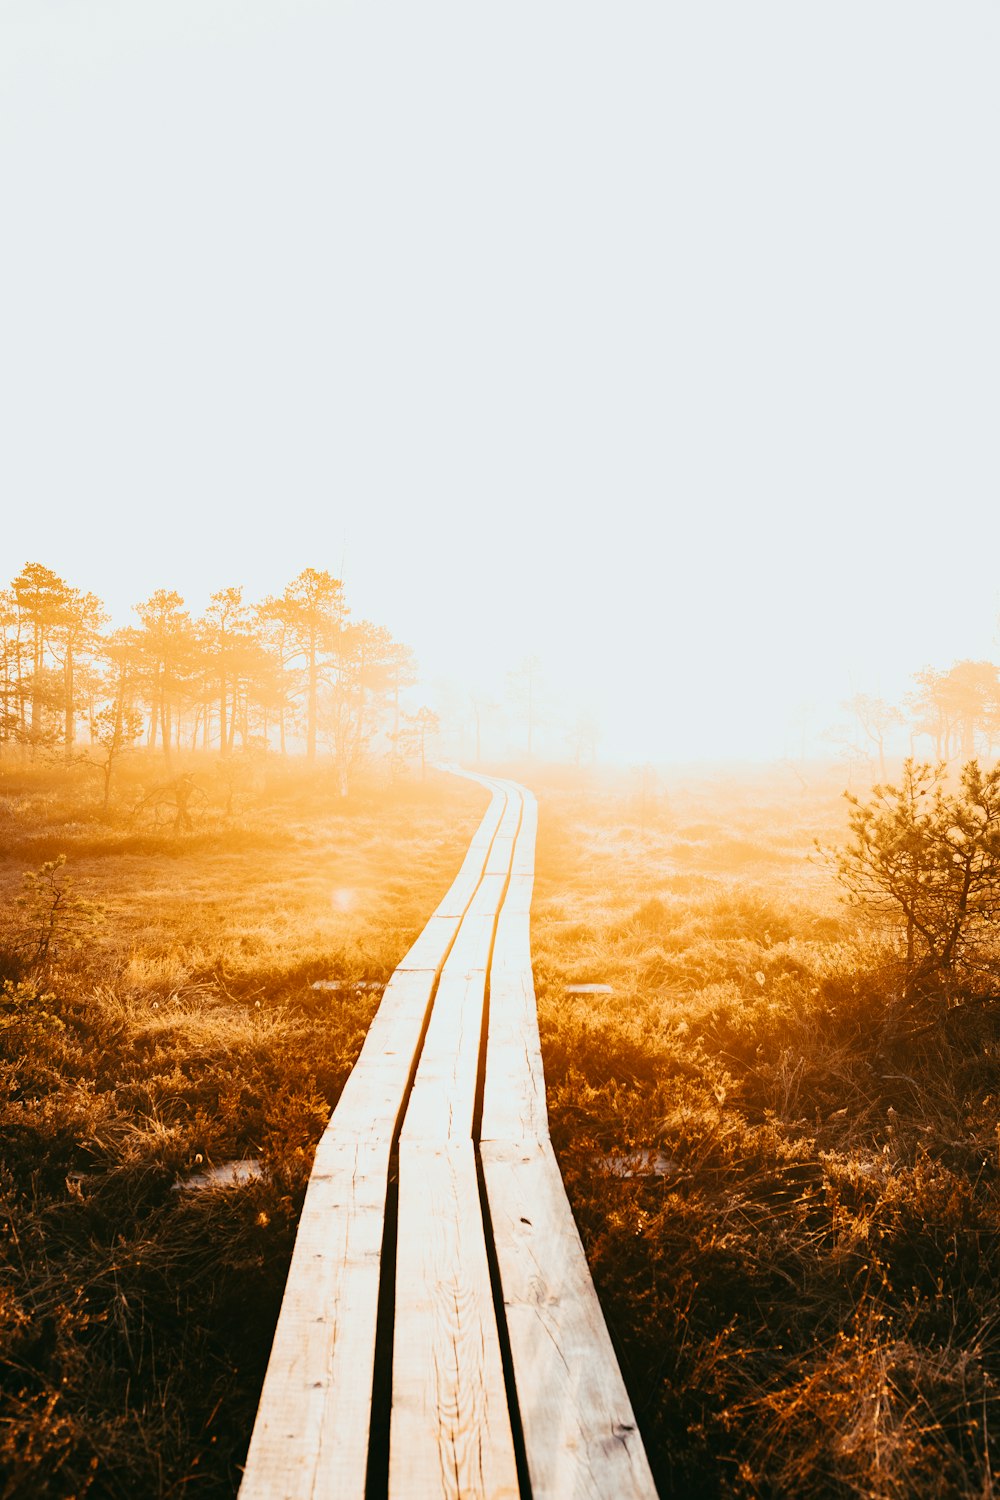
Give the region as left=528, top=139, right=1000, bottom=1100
left=240, top=773, right=656, bottom=1500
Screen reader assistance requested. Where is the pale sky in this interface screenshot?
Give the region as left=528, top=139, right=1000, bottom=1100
left=2, top=2, right=998, bottom=761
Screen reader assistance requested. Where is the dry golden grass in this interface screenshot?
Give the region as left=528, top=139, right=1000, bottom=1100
left=531, top=763, right=1000, bottom=1498
left=4, top=755, right=1000, bottom=1497
left=0, top=756, right=484, bottom=1499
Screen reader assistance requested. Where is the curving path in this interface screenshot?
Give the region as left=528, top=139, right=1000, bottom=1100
left=240, top=772, right=656, bottom=1499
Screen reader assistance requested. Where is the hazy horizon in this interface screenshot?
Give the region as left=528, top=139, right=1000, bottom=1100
left=3, top=2, right=998, bottom=762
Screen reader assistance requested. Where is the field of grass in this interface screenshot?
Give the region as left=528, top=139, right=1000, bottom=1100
left=0, top=756, right=483, bottom=1498
left=4, top=755, right=1000, bottom=1498
left=531, top=764, right=1000, bottom=1498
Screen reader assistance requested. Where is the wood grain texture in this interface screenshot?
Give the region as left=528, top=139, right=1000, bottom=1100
left=397, top=914, right=465, bottom=973
left=390, top=1141, right=520, bottom=1500
left=481, top=790, right=546, bottom=1143
left=399, top=967, right=489, bottom=1142
left=244, top=770, right=658, bottom=1500
left=509, top=789, right=538, bottom=877
left=328, top=967, right=437, bottom=1143
left=389, top=778, right=523, bottom=1494
left=429, top=783, right=507, bottom=918
left=241, top=779, right=501, bottom=1498
left=239, top=1141, right=389, bottom=1500
left=481, top=1139, right=658, bottom=1500
left=480, top=948, right=548, bottom=1145
left=334, top=779, right=504, bottom=1140
left=402, top=788, right=523, bottom=1145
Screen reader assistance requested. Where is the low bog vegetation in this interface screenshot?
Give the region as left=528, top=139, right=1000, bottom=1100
left=5, top=755, right=1000, bottom=1498
left=531, top=763, right=1000, bottom=1498
left=0, top=756, right=482, bottom=1498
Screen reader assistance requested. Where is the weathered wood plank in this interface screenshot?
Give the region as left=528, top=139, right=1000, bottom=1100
left=244, top=769, right=657, bottom=1500
left=500, top=872, right=534, bottom=917
left=480, top=782, right=656, bottom=1497
left=389, top=1141, right=520, bottom=1500
left=398, top=967, right=489, bottom=1142
left=509, top=788, right=537, bottom=877
left=398, top=788, right=507, bottom=969
left=241, top=779, right=502, bottom=1499
left=430, top=783, right=507, bottom=918
left=481, top=790, right=546, bottom=1143
left=401, top=790, right=523, bottom=1144
left=239, top=1141, right=388, bottom=1500
left=481, top=1139, right=658, bottom=1500
left=397, top=913, right=465, bottom=973
left=326, top=967, right=438, bottom=1143
left=324, top=782, right=505, bottom=1141
left=389, top=782, right=523, bottom=1492
left=480, top=949, right=548, bottom=1144
left=448, top=872, right=508, bottom=967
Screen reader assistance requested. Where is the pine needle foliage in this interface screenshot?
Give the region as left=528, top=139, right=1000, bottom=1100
left=830, top=759, right=1000, bottom=997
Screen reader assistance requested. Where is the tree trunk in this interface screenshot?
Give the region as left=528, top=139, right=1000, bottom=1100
left=962, top=717, right=975, bottom=759
left=63, top=643, right=75, bottom=761
left=30, top=624, right=42, bottom=742
left=160, top=679, right=172, bottom=767
left=307, top=632, right=317, bottom=763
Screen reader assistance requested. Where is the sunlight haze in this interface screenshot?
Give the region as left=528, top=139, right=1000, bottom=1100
left=2, top=1, right=997, bottom=761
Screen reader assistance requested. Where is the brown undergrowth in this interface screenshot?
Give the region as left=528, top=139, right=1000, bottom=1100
left=0, top=756, right=483, bottom=1498
left=6, top=757, right=1000, bottom=1497
left=532, top=764, right=1000, bottom=1498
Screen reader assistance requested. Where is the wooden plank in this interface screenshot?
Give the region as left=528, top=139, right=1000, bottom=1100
left=389, top=1141, right=519, bottom=1500
left=401, top=792, right=523, bottom=1145
left=325, top=966, right=438, bottom=1142
left=330, top=782, right=505, bottom=1140
left=245, top=768, right=659, bottom=1500
left=444, top=884, right=504, bottom=978
left=242, top=778, right=504, bottom=1499
left=431, top=783, right=507, bottom=917
left=399, top=967, right=488, bottom=1142
left=501, top=872, right=534, bottom=917
left=481, top=789, right=545, bottom=1143
left=509, top=789, right=538, bottom=877
left=397, top=913, right=464, bottom=973
left=240, top=1141, right=388, bottom=1500
left=480, top=781, right=657, bottom=1497
left=480, top=946, right=548, bottom=1144
left=481, top=1139, right=658, bottom=1500
left=389, top=781, right=524, bottom=1493
left=477, top=779, right=520, bottom=880
left=398, top=786, right=506, bottom=967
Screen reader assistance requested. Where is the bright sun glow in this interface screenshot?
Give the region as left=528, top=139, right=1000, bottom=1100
left=1, top=3, right=997, bottom=767
left=2, top=8, right=999, bottom=1494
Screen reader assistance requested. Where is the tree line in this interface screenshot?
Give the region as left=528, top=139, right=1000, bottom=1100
left=844, top=659, right=1000, bottom=774
left=0, top=562, right=425, bottom=793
